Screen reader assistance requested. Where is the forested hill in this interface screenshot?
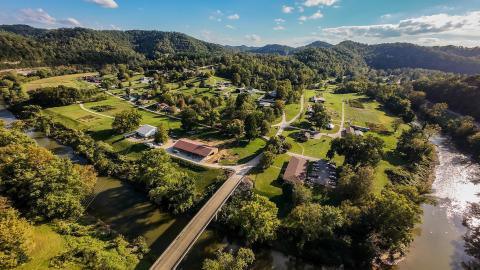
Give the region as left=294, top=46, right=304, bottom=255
left=0, top=25, right=224, bottom=66
left=1, top=24, right=480, bottom=75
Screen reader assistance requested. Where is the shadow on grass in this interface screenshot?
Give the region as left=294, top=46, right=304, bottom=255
left=384, top=150, right=407, bottom=167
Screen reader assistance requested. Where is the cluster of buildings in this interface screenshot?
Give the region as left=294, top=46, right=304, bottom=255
left=83, top=75, right=101, bottom=84
left=342, top=125, right=370, bottom=137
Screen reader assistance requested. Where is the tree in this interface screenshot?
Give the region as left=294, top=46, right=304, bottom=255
left=180, top=107, right=198, bottom=131
left=244, top=113, right=259, bottom=140
left=0, top=144, right=97, bottom=220
left=112, top=109, right=142, bottom=134
left=310, top=103, right=331, bottom=129
left=292, top=184, right=313, bottom=206
left=337, top=166, right=375, bottom=202
left=0, top=197, right=34, bottom=269
left=258, top=150, right=275, bottom=170
left=137, top=149, right=196, bottom=214
left=202, top=248, right=255, bottom=270
left=227, top=194, right=280, bottom=244
left=227, top=119, right=245, bottom=141
left=260, top=120, right=271, bottom=136
left=154, top=123, right=169, bottom=144
left=205, top=110, right=220, bottom=127
left=358, top=188, right=421, bottom=264
left=327, top=135, right=384, bottom=166
left=392, top=118, right=403, bottom=133
left=285, top=203, right=345, bottom=248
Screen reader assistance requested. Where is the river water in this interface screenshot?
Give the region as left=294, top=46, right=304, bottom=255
left=398, top=136, right=480, bottom=270
left=1, top=102, right=479, bottom=269
left=0, top=101, right=189, bottom=270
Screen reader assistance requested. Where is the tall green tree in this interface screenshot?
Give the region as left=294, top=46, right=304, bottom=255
left=112, top=109, right=142, bottom=134
left=202, top=248, right=255, bottom=270
left=0, top=197, right=34, bottom=269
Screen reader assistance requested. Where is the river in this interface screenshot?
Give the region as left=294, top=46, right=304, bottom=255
left=398, top=136, right=480, bottom=270
left=0, top=101, right=189, bottom=270
left=1, top=101, right=479, bottom=269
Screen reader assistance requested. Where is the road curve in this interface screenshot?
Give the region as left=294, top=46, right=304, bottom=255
left=149, top=154, right=261, bottom=270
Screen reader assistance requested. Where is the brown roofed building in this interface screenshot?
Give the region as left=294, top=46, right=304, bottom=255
left=173, top=139, right=218, bottom=159
left=283, top=156, right=308, bottom=184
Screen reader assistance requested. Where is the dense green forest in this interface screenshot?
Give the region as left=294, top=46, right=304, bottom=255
left=1, top=25, right=480, bottom=75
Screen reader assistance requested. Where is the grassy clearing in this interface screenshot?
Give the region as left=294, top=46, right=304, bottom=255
left=24, top=72, right=97, bottom=91
left=250, top=154, right=290, bottom=199
left=220, top=138, right=267, bottom=165
left=16, top=224, right=80, bottom=270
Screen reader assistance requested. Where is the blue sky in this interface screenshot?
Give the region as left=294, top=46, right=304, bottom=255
left=0, top=0, right=479, bottom=47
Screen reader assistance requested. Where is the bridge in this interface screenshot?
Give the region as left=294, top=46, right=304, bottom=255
left=149, top=155, right=262, bottom=270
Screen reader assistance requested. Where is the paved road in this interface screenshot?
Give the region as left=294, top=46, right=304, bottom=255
left=149, top=154, right=262, bottom=270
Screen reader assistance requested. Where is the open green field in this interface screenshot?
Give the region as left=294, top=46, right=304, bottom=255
left=24, top=72, right=97, bottom=91
left=220, top=138, right=267, bottom=165
left=249, top=153, right=290, bottom=199
left=16, top=224, right=81, bottom=270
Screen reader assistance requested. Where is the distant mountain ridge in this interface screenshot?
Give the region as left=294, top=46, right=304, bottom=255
left=1, top=24, right=480, bottom=74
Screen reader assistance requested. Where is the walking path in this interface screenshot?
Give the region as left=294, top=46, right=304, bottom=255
left=273, top=94, right=305, bottom=136
left=79, top=103, right=114, bottom=119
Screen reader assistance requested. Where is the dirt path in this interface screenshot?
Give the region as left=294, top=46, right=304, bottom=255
left=79, top=103, right=114, bottom=119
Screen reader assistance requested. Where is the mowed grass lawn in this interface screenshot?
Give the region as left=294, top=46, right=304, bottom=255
left=43, top=96, right=182, bottom=157
left=16, top=224, right=81, bottom=270
left=283, top=85, right=410, bottom=192
left=24, top=72, right=97, bottom=91
left=249, top=153, right=290, bottom=199
left=220, top=138, right=267, bottom=165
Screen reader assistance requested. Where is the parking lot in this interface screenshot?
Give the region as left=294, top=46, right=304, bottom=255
left=307, top=160, right=337, bottom=187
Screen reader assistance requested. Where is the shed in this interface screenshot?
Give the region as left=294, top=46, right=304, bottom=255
left=135, top=124, right=158, bottom=138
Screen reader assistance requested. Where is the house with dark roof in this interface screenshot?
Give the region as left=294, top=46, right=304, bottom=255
left=283, top=156, right=308, bottom=184
left=172, top=139, right=218, bottom=159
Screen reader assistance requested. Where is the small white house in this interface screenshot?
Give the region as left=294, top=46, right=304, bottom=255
left=327, top=123, right=335, bottom=130
left=135, top=124, right=157, bottom=138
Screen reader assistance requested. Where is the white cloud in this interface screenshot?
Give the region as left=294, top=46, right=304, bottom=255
left=282, top=5, right=294, bottom=14
left=227, top=14, right=240, bottom=20
left=85, top=0, right=118, bottom=8
left=18, top=8, right=56, bottom=25
left=275, top=18, right=286, bottom=24
left=245, top=34, right=261, bottom=43
left=298, top=6, right=305, bottom=13
left=304, top=0, right=339, bottom=7
left=320, top=11, right=480, bottom=47
left=59, top=18, right=81, bottom=27
left=380, top=14, right=392, bottom=20
left=323, top=11, right=480, bottom=38
left=273, top=25, right=286, bottom=31
left=225, top=24, right=235, bottom=29
left=17, top=8, right=81, bottom=27
left=299, top=11, right=323, bottom=21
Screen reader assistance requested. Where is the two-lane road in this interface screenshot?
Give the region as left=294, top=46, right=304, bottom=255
left=149, top=154, right=262, bottom=270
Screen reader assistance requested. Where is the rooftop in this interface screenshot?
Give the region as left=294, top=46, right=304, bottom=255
left=173, top=139, right=218, bottom=157
left=283, top=156, right=308, bottom=184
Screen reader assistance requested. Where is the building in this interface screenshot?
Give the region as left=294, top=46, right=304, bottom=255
left=139, top=77, right=153, bottom=84
left=327, top=123, right=335, bottom=130
left=343, top=126, right=363, bottom=137
left=310, top=96, right=326, bottom=103
left=173, top=139, right=218, bottom=159
left=283, top=156, right=308, bottom=184
left=135, top=124, right=158, bottom=138
left=351, top=125, right=370, bottom=132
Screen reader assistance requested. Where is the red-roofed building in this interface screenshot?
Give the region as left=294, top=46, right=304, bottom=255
left=173, top=139, right=218, bottom=159
left=283, top=156, right=308, bottom=184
